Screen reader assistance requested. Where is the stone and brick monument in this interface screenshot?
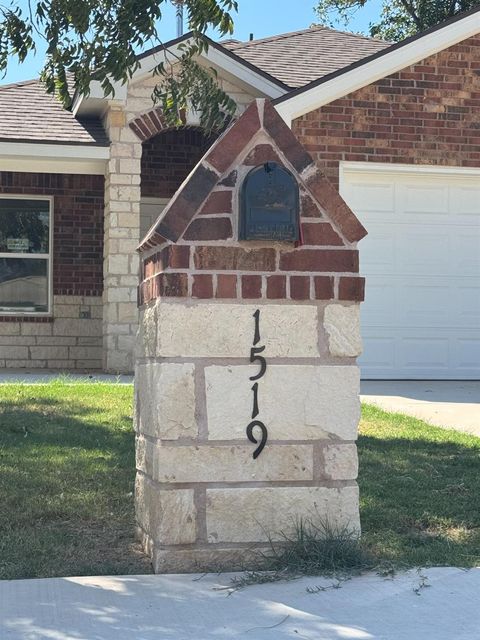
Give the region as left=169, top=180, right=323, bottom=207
left=134, top=99, right=367, bottom=573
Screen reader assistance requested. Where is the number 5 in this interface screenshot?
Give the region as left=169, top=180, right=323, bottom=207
left=249, top=346, right=267, bottom=381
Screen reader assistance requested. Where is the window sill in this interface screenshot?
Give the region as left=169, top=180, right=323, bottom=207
left=0, top=315, right=54, bottom=323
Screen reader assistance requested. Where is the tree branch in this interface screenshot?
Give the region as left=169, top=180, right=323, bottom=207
left=397, top=0, right=423, bottom=29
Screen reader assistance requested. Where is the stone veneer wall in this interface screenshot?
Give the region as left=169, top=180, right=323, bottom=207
left=0, top=296, right=102, bottom=369
left=102, top=73, right=256, bottom=373
left=135, top=100, right=366, bottom=573
left=0, top=172, right=104, bottom=370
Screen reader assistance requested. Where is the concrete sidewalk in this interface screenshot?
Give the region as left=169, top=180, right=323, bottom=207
left=361, top=381, right=480, bottom=436
left=0, top=568, right=479, bottom=639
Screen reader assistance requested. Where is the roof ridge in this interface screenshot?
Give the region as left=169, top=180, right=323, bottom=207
left=318, top=24, right=390, bottom=44
left=226, top=24, right=387, bottom=50
left=226, top=25, right=327, bottom=49
left=0, top=78, right=40, bottom=91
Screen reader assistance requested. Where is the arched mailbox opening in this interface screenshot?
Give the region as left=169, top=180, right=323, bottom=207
left=240, top=162, right=300, bottom=242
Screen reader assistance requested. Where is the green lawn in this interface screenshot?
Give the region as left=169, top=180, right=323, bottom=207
left=0, top=382, right=479, bottom=580
left=0, top=381, right=151, bottom=580
left=360, top=404, right=480, bottom=569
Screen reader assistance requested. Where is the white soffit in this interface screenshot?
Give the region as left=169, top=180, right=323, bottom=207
left=0, top=142, right=109, bottom=175
left=275, top=8, right=480, bottom=124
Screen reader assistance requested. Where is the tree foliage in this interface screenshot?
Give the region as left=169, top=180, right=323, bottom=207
left=0, top=0, right=238, bottom=130
left=315, top=0, right=480, bottom=41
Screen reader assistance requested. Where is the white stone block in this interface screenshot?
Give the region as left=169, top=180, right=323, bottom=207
left=137, top=305, right=157, bottom=358
left=0, top=323, right=20, bottom=336
left=0, top=346, right=28, bottom=359
left=148, top=444, right=313, bottom=483
left=205, top=365, right=360, bottom=441
left=119, top=158, right=141, bottom=175
left=107, top=254, right=130, bottom=275
left=135, top=475, right=196, bottom=544
left=106, top=287, right=132, bottom=303
left=54, top=319, right=102, bottom=337
left=324, top=304, right=362, bottom=357
left=206, top=485, right=360, bottom=543
left=323, top=444, right=358, bottom=480
left=117, top=213, right=140, bottom=229
left=118, top=302, right=138, bottom=324
left=21, top=323, right=52, bottom=336
left=30, top=346, right=69, bottom=360
left=53, top=304, right=80, bottom=318
left=136, top=363, right=196, bottom=439
left=156, top=302, right=319, bottom=358
left=105, top=349, right=132, bottom=373
left=69, top=346, right=102, bottom=360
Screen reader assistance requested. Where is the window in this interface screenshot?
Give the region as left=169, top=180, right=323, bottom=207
left=0, top=197, right=52, bottom=314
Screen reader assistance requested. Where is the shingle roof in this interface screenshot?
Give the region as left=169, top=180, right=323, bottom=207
left=0, top=26, right=389, bottom=145
left=222, top=26, right=390, bottom=88
left=0, top=79, right=108, bottom=146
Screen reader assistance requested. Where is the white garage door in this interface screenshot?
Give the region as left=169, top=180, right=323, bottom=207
left=340, top=163, right=480, bottom=380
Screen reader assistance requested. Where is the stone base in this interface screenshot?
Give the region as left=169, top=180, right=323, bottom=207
left=0, top=296, right=102, bottom=370
left=137, top=527, right=263, bottom=573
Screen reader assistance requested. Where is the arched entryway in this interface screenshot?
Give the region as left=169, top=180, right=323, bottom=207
left=139, top=127, right=217, bottom=238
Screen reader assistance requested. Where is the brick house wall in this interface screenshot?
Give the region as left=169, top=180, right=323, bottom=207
left=293, top=36, right=480, bottom=185
left=0, top=172, right=104, bottom=370
left=141, top=129, right=216, bottom=199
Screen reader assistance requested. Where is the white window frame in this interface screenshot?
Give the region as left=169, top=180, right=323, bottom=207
left=0, top=194, right=54, bottom=316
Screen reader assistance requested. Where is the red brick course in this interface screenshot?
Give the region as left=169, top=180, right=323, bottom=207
left=184, top=217, right=233, bottom=241
left=216, top=274, right=237, bottom=298
left=293, top=36, right=480, bottom=185
left=290, top=276, right=310, bottom=300
left=241, top=275, right=262, bottom=298
left=192, top=274, right=214, bottom=298
left=279, top=249, right=359, bottom=273
left=266, top=275, right=287, bottom=299
left=339, top=276, right=365, bottom=302
left=0, top=171, right=104, bottom=297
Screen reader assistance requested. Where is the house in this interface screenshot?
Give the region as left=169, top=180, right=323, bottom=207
left=0, top=6, right=479, bottom=378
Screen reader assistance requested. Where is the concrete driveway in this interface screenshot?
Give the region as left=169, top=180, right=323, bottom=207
left=361, top=381, right=480, bottom=436
left=0, top=568, right=479, bottom=640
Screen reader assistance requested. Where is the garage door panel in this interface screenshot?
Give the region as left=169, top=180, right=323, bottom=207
left=343, top=181, right=395, bottom=214
left=396, top=230, right=451, bottom=275
left=456, top=286, right=480, bottom=322
left=360, top=229, right=396, bottom=272
left=398, top=337, right=449, bottom=370
left=360, top=328, right=480, bottom=379
left=359, top=336, right=395, bottom=370
left=454, top=339, right=480, bottom=370
left=363, top=277, right=480, bottom=330
left=399, top=183, right=449, bottom=215
left=341, top=165, right=480, bottom=379
left=455, top=234, right=480, bottom=274
left=361, top=278, right=396, bottom=325
left=399, top=282, right=450, bottom=326
left=450, top=186, right=480, bottom=216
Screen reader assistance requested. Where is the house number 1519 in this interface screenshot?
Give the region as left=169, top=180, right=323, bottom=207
left=246, top=310, right=268, bottom=459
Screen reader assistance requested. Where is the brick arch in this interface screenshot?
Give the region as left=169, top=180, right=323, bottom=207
left=129, top=107, right=167, bottom=141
